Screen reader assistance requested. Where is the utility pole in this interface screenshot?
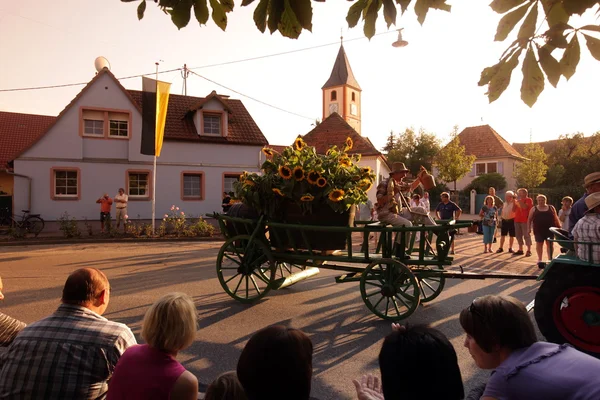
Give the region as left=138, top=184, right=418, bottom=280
left=181, top=64, right=190, bottom=96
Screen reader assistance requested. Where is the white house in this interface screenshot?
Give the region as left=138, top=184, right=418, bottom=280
left=10, top=68, right=268, bottom=221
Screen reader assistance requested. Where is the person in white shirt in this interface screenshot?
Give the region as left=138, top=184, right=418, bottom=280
left=114, top=188, right=128, bottom=232
left=421, top=192, right=431, bottom=214
left=558, top=196, right=573, bottom=231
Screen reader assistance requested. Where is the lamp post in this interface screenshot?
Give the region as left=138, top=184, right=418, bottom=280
left=392, top=28, right=409, bottom=48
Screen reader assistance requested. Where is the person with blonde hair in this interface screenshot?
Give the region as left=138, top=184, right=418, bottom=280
left=205, top=371, right=247, bottom=400
left=107, top=292, right=199, bottom=400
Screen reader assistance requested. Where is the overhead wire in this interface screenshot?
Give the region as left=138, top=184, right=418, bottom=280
left=188, top=70, right=314, bottom=120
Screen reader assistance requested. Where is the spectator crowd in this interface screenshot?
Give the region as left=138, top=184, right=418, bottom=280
left=1, top=267, right=600, bottom=400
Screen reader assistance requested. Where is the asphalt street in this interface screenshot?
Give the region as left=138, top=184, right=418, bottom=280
left=0, top=233, right=542, bottom=399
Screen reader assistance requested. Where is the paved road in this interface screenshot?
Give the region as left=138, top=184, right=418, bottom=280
left=0, top=233, right=542, bottom=399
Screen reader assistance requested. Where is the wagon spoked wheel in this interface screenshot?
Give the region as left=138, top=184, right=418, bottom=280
left=216, top=235, right=275, bottom=304
left=414, top=266, right=446, bottom=303
left=535, top=264, right=600, bottom=357
left=360, top=258, right=420, bottom=321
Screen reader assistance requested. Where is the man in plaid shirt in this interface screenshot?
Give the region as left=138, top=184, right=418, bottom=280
left=0, top=268, right=136, bottom=399
left=572, top=192, right=600, bottom=264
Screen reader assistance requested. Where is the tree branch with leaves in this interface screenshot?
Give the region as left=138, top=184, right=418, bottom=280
left=514, top=142, right=548, bottom=188
left=433, top=127, right=476, bottom=191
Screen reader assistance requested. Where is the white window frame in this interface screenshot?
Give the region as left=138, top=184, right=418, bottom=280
left=223, top=174, right=240, bottom=195
left=203, top=113, right=221, bottom=136
left=83, top=119, right=104, bottom=136
left=109, top=120, right=129, bottom=137
left=54, top=170, right=79, bottom=198
left=128, top=172, right=150, bottom=198
left=183, top=173, right=203, bottom=199
left=475, top=161, right=499, bottom=176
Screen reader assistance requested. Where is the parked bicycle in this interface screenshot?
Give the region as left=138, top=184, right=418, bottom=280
left=0, top=208, right=45, bottom=237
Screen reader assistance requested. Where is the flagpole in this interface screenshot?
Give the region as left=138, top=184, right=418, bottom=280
left=152, top=62, right=158, bottom=234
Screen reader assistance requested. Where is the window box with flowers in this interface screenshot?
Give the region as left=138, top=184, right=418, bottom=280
left=233, top=136, right=375, bottom=250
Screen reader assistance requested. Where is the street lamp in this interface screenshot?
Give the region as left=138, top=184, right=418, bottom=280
left=392, top=28, right=409, bottom=48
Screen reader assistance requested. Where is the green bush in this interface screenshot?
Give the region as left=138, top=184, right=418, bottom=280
left=58, top=212, right=81, bottom=238
left=463, top=173, right=507, bottom=194
left=185, top=218, right=215, bottom=237
left=531, top=186, right=585, bottom=209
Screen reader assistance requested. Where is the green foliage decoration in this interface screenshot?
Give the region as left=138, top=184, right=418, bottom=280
left=463, top=173, right=507, bottom=194
left=234, top=136, right=375, bottom=219
left=58, top=212, right=81, bottom=239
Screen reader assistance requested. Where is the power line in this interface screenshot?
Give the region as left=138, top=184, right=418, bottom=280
left=186, top=30, right=395, bottom=70
left=0, top=30, right=396, bottom=93
left=188, top=70, right=314, bottom=121
left=0, top=68, right=182, bottom=93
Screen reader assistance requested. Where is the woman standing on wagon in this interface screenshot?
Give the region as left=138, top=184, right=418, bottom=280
left=479, top=196, right=498, bottom=253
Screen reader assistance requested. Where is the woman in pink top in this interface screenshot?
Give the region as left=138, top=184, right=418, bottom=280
left=107, top=293, right=199, bottom=400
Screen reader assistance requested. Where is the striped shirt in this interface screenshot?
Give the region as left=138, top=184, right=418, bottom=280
left=0, top=312, right=26, bottom=346
left=572, top=213, right=600, bottom=264
left=0, top=304, right=136, bottom=399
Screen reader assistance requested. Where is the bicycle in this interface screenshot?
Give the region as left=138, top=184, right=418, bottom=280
left=0, top=208, right=45, bottom=237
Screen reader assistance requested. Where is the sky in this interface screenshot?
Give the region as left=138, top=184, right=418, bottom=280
left=1, top=0, right=599, bottom=151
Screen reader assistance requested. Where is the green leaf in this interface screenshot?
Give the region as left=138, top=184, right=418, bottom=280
left=537, top=43, right=561, bottom=87
left=541, top=0, right=569, bottom=27
left=289, top=0, right=313, bottom=31
left=383, top=0, right=397, bottom=28
left=171, top=0, right=193, bottom=29
left=517, top=2, right=537, bottom=39
left=478, top=64, right=501, bottom=86
left=395, top=0, right=412, bottom=14
left=347, top=0, right=369, bottom=28
left=363, top=0, right=381, bottom=39
left=219, top=0, right=234, bottom=12
left=562, top=0, right=598, bottom=16
left=253, top=0, right=269, bottom=32
left=487, top=48, right=523, bottom=103
left=209, top=0, right=227, bottom=30
left=560, top=34, right=580, bottom=80
left=137, top=0, right=146, bottom=20
left=414, top=0, right=429, bottom=25
left=520, top=47, right=545, bottom=107
left=489, top=0, right=526, bottom=14
left=241, top=0, right=255, bottom=5
left=278, top=0, right=303, bottom=39
left=583, top=33, right=600, bottom=61
left=193, top=0, right=209, bottom=25
left=494, top=2, right=529, bottom=41
left=580, top=24, right=600, bottom=33
left=268, top=0, right=285, bottom=34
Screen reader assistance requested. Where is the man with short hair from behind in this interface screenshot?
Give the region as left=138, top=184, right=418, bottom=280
left=569, top=172, right=600, bottom=235
left=0, top=268, right=136, bottom=399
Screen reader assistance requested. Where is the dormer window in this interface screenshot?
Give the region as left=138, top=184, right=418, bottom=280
left=203, top=113, right=222, bottom=135
left=331, top=91, right=337, bottom=101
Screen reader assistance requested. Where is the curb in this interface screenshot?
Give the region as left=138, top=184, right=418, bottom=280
left=0, top=236, right=224, bottom=247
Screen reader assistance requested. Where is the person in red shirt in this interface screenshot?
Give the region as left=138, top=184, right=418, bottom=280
left=96, top=193, right=113, bottom=233
left=513, top=188, right=533, bottom=256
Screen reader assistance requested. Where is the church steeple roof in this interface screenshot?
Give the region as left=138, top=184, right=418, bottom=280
left=322, top=44, right=361, bottom=90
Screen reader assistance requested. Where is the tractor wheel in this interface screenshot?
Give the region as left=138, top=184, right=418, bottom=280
left=534, top=263, right=600, bottom=357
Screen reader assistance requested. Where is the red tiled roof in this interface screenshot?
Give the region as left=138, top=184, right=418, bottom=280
left=301, top=112, right=381, bottom=156
left=0, top=112, right=56, bottom=168
left=127, top=90, right=268, bottom=146
left=456, top=125, right=524, bottom=159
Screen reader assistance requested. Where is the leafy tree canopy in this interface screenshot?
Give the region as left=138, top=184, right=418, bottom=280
left=514, top=142, right=548, bottom=188
left=433, top=126, right=476, bottom=191
left=383, top=127, right=441, bottom=174
left=463, top=173, right=507, bottom=194
left=545, top=131, right=600, bottom=185
left=124, top=0, right=600, bottom=106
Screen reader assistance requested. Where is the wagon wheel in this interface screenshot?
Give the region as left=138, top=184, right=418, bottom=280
left=360, top=258, right=420, bottom=321
left=414, top=266, right=446, bottom=303
left=258, top=262, right=306, bottom=286
left=216, top=235, right=275, bottom=304
left=534, top=263, right=600, bottom=357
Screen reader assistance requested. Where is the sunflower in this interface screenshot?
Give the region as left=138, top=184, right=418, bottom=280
left=307, top=171, right=320, bottom=184
left=272, top=188, right=285, bottom=197
left=316, top=177, right=327, bottom=188
left=262, top=147, right=274, bottom=157
left=294, top=137, right=306, bottom=150
left=359, top=180, right=373, bottom=192
left=328, top=189, right=345, bottom=202
left=278, top=165, right=292, bottom=180
left=339, top=157, right=352, bottom=167
left=345, top=137, right=353, bottom=150
left=293, top=166, right=305, bottom=181
left=244, top=180, right=255, bottom=187
left=361, top=166, right=372, bottom=175
left=239, top=171, right=248, bottom=181
left=300, top=194, right=314, bottom=202
left=352, top=175, right=361, bottom=181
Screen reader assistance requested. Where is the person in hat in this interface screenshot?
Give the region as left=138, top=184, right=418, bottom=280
left=568, top=171, right=600, bottom=235
left=375, top=162, right=436, bottom=255
left=571, top=192, right=600, bottom=263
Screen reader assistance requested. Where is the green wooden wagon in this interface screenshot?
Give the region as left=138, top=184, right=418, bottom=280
left=210, top=212, right=473, bottom=321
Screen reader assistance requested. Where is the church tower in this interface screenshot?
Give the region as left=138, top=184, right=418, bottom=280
left=322, top=43, right=362, bottom=134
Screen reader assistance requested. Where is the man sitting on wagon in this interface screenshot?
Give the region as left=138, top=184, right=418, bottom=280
left=571, top=192, right=600, bottom=264
left=376, top=162, right=437, bottom=255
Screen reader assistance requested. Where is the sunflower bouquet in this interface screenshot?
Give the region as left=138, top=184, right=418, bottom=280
left=233, top=136, right=375, bottom=220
